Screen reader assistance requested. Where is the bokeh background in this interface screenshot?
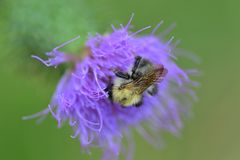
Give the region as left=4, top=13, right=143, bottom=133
left=0, top=0, right=239, bottom=160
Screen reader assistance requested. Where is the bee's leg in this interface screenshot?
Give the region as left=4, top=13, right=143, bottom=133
left=131, top=56, right=142, bottom=75
left=134, top=99, right=143, bottom=107
left=147, top=84, right=158, bottom=96
left=104, top=83, right=113, bottom=101
left=114, top=71, right=130, bottom=80
left=132, top=56, right=150, bottom=80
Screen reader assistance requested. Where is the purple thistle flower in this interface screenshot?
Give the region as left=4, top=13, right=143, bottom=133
left=24, top=15, right=198, bottom=160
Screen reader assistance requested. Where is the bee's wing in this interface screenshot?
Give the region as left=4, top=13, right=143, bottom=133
left=127, top=65, right=168, bottom=94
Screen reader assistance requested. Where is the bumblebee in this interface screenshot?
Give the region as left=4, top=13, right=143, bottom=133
left=105, top=56, right=167, bottom=107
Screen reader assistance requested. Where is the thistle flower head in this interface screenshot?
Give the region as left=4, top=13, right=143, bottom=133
left=25, top=15, right=198, bottom=160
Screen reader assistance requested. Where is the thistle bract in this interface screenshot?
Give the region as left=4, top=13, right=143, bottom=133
left=25, top=16, right=198, bottom=160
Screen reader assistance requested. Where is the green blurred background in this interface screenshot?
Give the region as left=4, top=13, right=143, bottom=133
left=0, top=0, right=239, bottom=160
